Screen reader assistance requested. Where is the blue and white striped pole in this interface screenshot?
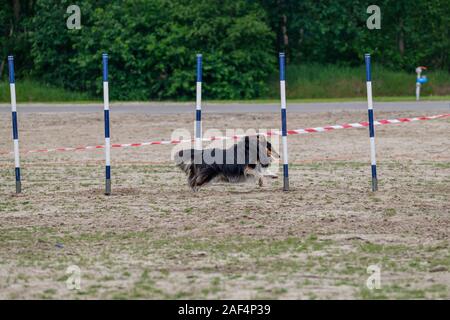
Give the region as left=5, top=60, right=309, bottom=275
left=279, top=53, right=289, bottom=191
left=195, top=54, right=202, bottom=150
left=103, top=53, right=111, bottom=195
left=8, top=56, right=21, bottom=194
left=365, top=53, right=378, bottom=192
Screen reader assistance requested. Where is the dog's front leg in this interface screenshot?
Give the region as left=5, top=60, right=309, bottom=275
left=254, top=169, right=265, bottom=187
left=246, top=166, right=265, bottom=188
left=258, top=176, right=264, bottom=187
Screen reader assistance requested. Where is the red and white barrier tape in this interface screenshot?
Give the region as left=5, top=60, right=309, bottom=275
left=1, top=113, right=449, bottom=156
left=283, top=113, right=450, bottom=135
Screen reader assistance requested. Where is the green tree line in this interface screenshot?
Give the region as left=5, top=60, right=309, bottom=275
left=1, top=0, right=449, bottom=100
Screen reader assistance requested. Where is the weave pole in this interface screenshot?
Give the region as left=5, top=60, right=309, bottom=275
left=103, top=53, right=111, bottom=195
left=365, top=53, right=378, bottom=192
left=415, top=68, right=421, bottom=101
left=279, top=53, right=289, bottom=191
left=195, top=54, right=202, bottom=150
left=8, top=56, right=21, bottom=194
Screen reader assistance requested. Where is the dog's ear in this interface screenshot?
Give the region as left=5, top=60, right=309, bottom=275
left=266, top=140, right=272, bottom=151
left=265, top=140, right=280, bottom=159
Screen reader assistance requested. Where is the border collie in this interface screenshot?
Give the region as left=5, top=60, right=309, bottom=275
left=175, top=135, right=279, bottom=191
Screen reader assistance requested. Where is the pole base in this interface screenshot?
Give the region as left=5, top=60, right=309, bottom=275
left=371, top=178, right=378, bottom=192
left=16, top=181, right=21, bottom=194
left=283, top=177, right=289, bottom=192
left=105, top=179, right=111, bottom=195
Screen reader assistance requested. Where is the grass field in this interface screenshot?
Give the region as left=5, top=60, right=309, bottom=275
left=0, top=110, right=448, bottom=299
left=266, top=64, right=450, bottom=99
left=1, top=65, right=449, bottom=103
left=0, top=80, right=92, bottom=103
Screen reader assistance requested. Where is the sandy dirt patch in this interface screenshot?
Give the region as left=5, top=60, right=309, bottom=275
left=0, top=110, right=449, bottom=299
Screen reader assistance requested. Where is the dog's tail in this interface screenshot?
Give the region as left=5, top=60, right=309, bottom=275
left=175, top=149, right=195, bottom=174
left=175, top=149, right=201, bottom=190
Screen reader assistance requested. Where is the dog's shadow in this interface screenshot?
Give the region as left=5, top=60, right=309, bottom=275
left=219, top=183, right=283, bottom=194
left=228, top=189, right=256, bottom=194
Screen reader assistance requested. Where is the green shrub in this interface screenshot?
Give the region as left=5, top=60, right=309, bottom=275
left=29, top=0, right=275, bottom=100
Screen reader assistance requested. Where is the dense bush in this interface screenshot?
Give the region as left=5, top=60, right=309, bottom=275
left=268, top=0, right=450, bottom=71
left=0, top=0, right=34, bottom=78
left=29, top=0, right=275, bottom=100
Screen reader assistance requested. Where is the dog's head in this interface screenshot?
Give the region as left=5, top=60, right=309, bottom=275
left=240, top=135, right=279, bottom=167
left=259, top=135, right=280, bottom=160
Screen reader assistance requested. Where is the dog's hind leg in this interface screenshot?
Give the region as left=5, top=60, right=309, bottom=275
left=245, top=166, right=265, bottom=188
left=194, top=175, right=213, bottom=190
left=192, top=168, right=218, bottom=191
left=187, top=169, right=215, bottom=192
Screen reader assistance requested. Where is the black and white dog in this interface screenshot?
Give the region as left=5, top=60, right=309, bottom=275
left=175, top=135, right=279, bottom=191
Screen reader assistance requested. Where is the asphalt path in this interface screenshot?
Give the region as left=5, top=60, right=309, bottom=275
left=0, top=101, right=449, bottom=114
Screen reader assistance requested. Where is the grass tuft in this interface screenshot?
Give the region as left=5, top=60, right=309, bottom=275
left=0, top=79, right=93, bottom=103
